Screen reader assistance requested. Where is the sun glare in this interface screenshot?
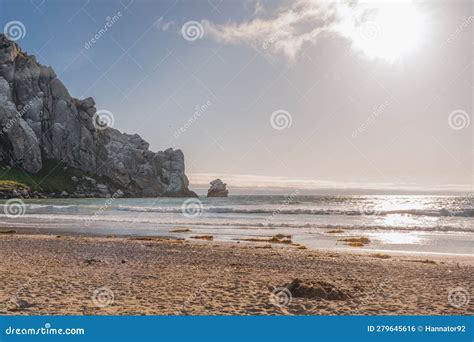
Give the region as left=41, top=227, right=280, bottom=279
left=355, top=2, right=425, bottom=63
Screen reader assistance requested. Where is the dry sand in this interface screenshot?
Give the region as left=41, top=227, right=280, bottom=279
left=0, top=232, right=472, bottom=315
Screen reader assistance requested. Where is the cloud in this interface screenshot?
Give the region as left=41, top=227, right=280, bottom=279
left=202, top=0, right=422, bottom=62
left=202, top=0, right=335, bottom=61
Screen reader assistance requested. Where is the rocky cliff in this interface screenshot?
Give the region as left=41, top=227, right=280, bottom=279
left=0, top=34, right=196, bottom=197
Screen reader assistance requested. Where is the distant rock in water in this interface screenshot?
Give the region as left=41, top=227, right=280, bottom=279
left=207, top=179, right=228, bottom=197
left=0, top=34, right=196, bottom=197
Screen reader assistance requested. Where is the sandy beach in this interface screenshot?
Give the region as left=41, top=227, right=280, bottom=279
left=0, top=231, right=472, bottom=315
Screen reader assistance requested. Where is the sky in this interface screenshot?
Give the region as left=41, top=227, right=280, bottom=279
left=1, top=0, right=472, bottom=194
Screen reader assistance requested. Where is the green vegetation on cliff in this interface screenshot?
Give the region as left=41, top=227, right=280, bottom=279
left=0, top=160, right=120, bottom=194
left=0, top=160, right=86, bottom=192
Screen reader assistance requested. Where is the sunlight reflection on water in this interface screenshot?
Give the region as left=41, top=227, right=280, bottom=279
left=369, top=231, right=425, bottom=245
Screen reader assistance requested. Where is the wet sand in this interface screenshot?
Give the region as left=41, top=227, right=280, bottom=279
left=0, top=232, right=472, bottom=315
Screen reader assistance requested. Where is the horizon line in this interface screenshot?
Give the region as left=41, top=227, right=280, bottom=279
left=188, top=173, right=472, bottom=195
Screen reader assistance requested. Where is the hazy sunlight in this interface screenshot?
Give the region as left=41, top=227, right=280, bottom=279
left=355, top=1, right=426, bottom=62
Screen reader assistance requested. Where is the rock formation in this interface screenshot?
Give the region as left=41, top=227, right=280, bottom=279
left=207, top=179, right=228, bottom=197
left=0, top=34, right=196, bottom=197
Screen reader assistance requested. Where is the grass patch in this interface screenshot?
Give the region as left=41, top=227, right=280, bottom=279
left=255, top=244, right=272, bottom=249
left=0, top=229, right=16, bottom=234
left=347, top=242, right=364, bottom=247
left=269, top=234, right=292, bottom=244
left=0, top=160, right=120, bottom=193
left=403, top=259, right=436, bottom=265
left=339, top=237, right=371, bottom=247
left=291, top=243, right=307, bottom=249
left=237, top=234, right=293, bottom=244
left=326, top=229, right=344, bottom=234
left=371, top=253, right=391, bottom=259
left=128, top=236, right=184, bottom=243
left=170, top=228, right=191, bottom=233
left=190, top=235, right=214, bottom=241
left=339, top=237, right=370, bottom=244
left=0, top=160, right=84, bottom=192
left=0, top=180, right=29, bottom=191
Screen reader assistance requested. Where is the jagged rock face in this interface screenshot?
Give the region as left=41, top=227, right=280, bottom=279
left=207, top=178, right=228, bottom=197
left=0, top=34, right=196, bottom=197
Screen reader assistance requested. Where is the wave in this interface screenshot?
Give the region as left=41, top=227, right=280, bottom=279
left=115, top=205, right=474, bottom=218
left=27, top=204, right=78, bottom=210
left=0, top=202, right=471, bottom=218
left=1, top=214, right=473, bottom=233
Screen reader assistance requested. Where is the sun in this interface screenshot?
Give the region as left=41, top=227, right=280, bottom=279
left=354, top=1, right=425, bottom=63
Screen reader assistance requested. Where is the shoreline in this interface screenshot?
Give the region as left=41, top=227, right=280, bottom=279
left=0, top=231, right=472, bottom=315
left=1, top=227, right=473, bottom=265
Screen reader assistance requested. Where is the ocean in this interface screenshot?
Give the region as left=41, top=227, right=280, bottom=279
left=0, top=195, right=473, bottom=256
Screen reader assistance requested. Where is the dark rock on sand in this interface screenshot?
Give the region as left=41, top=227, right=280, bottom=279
left=7, top=299, right=33, bottom=311
left=285, top=278, right=350, bottom=300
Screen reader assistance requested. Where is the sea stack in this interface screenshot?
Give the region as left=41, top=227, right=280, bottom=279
left=207, top=179, right=229, bottom=197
